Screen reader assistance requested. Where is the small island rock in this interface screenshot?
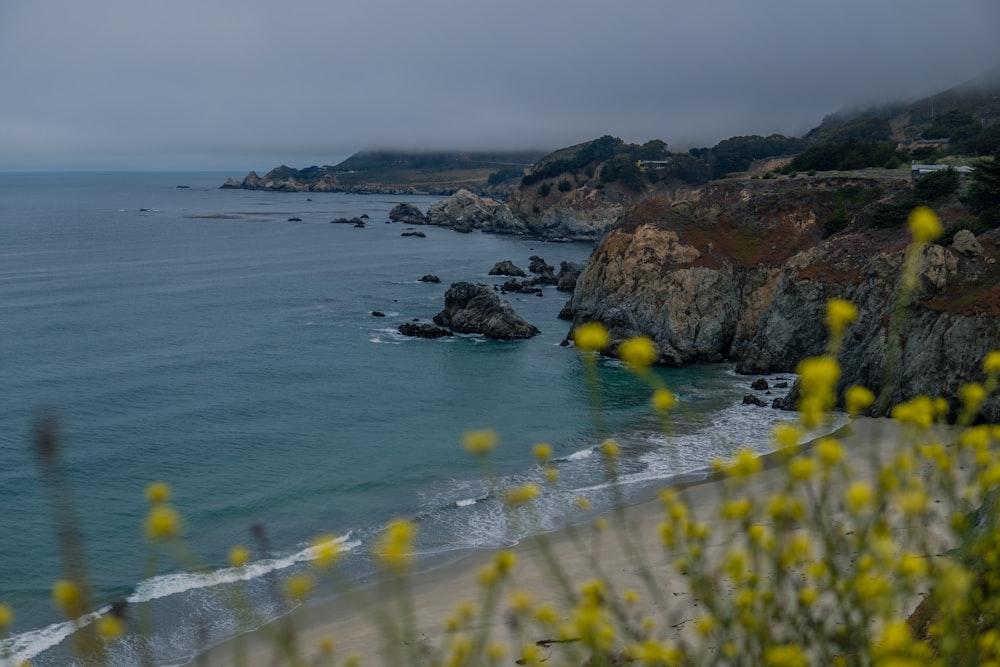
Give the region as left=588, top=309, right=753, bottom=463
left=389, top=203, right=427, bottom=225
left=489, top=260, right=527, bottom=277
left=433, top=282, right=540, bottom=340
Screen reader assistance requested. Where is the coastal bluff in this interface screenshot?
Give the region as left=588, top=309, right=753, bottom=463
left=568, top=175, right=1000, bottom=421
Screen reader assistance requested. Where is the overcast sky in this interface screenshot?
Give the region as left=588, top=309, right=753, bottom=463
left=1, top=0, right=998, bottom=171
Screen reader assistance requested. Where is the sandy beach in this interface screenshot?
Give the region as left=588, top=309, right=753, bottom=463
left=198, top=416, right=957, bottom=666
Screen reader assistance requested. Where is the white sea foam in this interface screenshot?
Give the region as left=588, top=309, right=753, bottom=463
left=2, top=609, right=104, bottom=664
left=566, top=448, right=594, bottom=461
left=131, top=534, right=359, bottom=604
left=455, top=497, right=477, bottom=507
left=3, top=535, right=360, bottom=665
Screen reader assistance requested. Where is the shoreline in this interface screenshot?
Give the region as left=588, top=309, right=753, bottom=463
left=196, top=415, right=943, bottom=667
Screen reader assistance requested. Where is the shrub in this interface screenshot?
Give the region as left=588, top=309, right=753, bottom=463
left=538, top=183, right=551, bottom=197
left=557, top=179, right=573, bottom=192
left=914, top=168, right=959, bottom=202
left=823, top=208, right=852, bottom=237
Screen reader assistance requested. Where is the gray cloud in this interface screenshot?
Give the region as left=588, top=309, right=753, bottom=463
left=1, top=0, right=998, bottom=170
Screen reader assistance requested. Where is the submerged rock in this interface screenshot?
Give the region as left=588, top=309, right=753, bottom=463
left=433, top=282, right=540, bottom=340
left=398, top=322, right=453, bottom=339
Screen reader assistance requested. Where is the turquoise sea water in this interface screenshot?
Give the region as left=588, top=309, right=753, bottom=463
left=0, top=172, right=815, bottom=666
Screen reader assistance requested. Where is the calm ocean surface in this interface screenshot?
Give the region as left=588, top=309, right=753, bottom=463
left=0, top=172, right=820, bottom=665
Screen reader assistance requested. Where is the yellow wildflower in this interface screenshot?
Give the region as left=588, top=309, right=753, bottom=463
left=600, top=439, right=621, bottom=459
left=317, top=637, right=335, bottom=655
left=781, top=532, right=812, bottom=567
left=52, top=580, right=82, bottom=618
left=797, top=356, right=841, bottom=396
left=518, top=643, right=542, bottom=667
left=228, top=545, right=250, bottom=568
left=748, top=524, right=774, bottom=549
left=505, top=483, right=540, bottom=506
left=727, top=448, right=762, bottom=478
left=788, top=456, right=816, bottom=483
left=897, top=489, right=928, bottom=516
left=477, top=564, right=499, bottom=588
left=145, top=504, right=182, bottom=541
left=374, top=518, right=416, bottom=572
left=892, top=396, right=935, bottom=428
left=846, top=481, right=874, bottom=515
left=462, top=429, right=498, bottom=455
left=799, top=587, right=819, bottom=606
left=618, top=336, right=658, bottom=369
left=144, top=481, right=171, bottom=504
left=534, top=603, right=558, bottom=625
left=97, top=614, right=125, bottom=641
left=825, top=298, right=858, bottom=338
left=845, top=385, right=875, bottom=417
left=721, top=497, right=753, bottom=520
left=908, top=206, right=942, bottom=243
left=695, top=614, right=717, bottom=636
left=652, top=388, right=677, bottom=411
left=283, top=573, right=314, bottom=602
left=898, top=552, right=929, bottom=579
left=486, top=642, right=506, bottom=663
left=767, top=493, right=804, bottom=522
left=985, top=350, right=1000, bottom=374
left=773, top=423, right=802, bottom=449
left=494, top=550, right=516, bottom=577
left=508, top=589, right=534, bottom=614
left=816, top=437, right=844, bottom=468
left=311, top=534, right=342, bottom=569
left=763, top=644, right=808, bottom=667
left=544, top=466, right=559, bottom=484
left=0, top=602, right=12, bottom=628
left=574, top=322, right=609, bottom=352
left=533, top=442, right=553, bottom=463
left=960, top=383, right=986, bottom=410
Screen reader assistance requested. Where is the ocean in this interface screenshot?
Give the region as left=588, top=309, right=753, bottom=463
left=0, top=171, right=826, bottom=666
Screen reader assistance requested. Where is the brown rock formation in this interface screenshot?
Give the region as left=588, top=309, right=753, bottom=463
left=571, top=176, right=1000, bottom=420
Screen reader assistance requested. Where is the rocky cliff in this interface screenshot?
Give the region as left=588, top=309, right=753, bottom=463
left=570, top=175, right=1000, bottom=421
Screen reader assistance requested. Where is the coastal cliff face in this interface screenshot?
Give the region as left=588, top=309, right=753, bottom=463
left=571, top=176, right=1000, bottom=420
left=506, top=180, right=692, bottom=241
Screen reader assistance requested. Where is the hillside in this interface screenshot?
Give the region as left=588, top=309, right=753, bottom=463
left=221, top=150, right=546, bottom=195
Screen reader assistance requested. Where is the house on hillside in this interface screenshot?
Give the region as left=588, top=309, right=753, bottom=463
left=910, top=163, right=975, bottom=183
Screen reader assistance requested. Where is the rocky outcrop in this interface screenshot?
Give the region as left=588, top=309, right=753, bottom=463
left=570, top=176, right=1000, bottom=420
left=424, top=190, right=528, bottom=234
left=489, top=260, right=527, bottom=277
left=433, top=282, right=539, bottom=340
left=389, top=203, right=427, bottom=225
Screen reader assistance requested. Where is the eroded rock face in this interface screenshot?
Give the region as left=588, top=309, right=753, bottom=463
left=953, top=229, right=984, bottom=257
left=425, top=190, right=528, bottom=234
left=433, top=282, right=539, bottom=340
left=506, top=182, right=647, bottom=241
